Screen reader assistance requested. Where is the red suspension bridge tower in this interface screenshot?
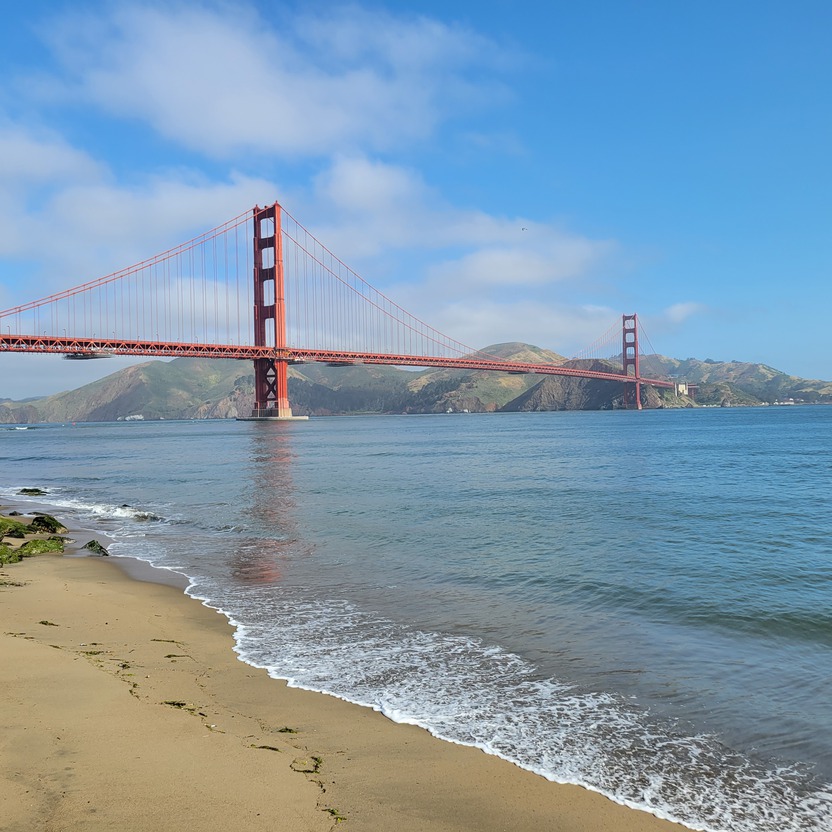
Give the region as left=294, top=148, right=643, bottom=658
left=622, top=314, right=641, bottom=410
left=248, top=202, right=304, bottom=420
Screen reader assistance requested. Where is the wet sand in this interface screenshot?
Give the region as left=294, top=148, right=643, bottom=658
left=0, top=518, right=686, bottom=832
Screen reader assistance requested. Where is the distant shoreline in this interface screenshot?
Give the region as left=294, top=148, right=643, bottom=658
left=4, top=350, right=830, bottom=423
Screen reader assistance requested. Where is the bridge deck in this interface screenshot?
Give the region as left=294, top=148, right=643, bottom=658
left=0, top=335, right=674, bottom=389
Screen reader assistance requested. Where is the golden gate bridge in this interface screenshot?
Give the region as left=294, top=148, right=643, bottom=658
left=0, top=202, right=675, bottom=417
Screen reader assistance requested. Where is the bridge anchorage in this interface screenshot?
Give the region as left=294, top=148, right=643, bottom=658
left=0, top=199, right=678, bottom=417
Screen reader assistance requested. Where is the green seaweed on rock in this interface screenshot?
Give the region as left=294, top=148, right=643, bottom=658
left=0, top=517, right=29, bottom=539
left=0, top=545, right=23, bottom=565
left=29, top=513, right=68, bottom=534
left=18, top=538, right=64, bottom=556
left=0, top=539, right=61, bottom=561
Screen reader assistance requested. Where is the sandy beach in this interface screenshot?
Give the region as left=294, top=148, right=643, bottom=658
left=1, top=509, right=686, bottom=832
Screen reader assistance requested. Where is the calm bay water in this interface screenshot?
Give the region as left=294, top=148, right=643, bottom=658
left=2, top=407, right=832, bottom=831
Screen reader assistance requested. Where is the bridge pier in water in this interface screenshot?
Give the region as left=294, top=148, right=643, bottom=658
left=244, top=202, right=308, bottom=421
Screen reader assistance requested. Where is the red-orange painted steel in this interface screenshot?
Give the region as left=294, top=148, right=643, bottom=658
left=622, top=314, right=642, bottom=409
left=252, top=202, right=292, bottom=417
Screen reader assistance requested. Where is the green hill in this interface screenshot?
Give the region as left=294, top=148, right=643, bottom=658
left=404, top=342, right=567, bottom=413
left=0, top=358, right=253, bottom=423
left=1, top=348, right=830, bottom=423
left=640, top=355, right=832, bottom=405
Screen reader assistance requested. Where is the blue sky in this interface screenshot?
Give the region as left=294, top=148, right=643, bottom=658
left=1, top=0, right=831, bottom=398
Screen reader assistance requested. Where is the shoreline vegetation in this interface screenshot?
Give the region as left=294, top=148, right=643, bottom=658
left=1, top=496, right=684, bottom=832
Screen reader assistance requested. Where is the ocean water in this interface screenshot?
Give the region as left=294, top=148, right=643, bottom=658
left=2, top=408, right=832, bottom=831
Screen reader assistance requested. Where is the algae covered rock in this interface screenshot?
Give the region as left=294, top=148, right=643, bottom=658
left=83, top=539, right=109, bottom=556
left=18, top=487, right=46, bottom=496
left=18, top=538, right=64, bottom=556
left=29, top=513, right=68, bottom=534
left=0, top=538, right=63, bottom=562
left=0, top=517, right=29, bottom=539
left=0, top=544, right=23, bottom=565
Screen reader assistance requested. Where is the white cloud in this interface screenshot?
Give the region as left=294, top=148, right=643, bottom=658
left=302, top=155, right=615, bottom=289
left=0, top=139, right=277, bottom=304
left=0, top=124, right=106, bottom=258
left=663, top=301, right=707, bottom=324
left=0, top=124, right=103, bottom=188
left=36, top=4, right=506, bottom=159
left=280, top=155, right=619, bottom=352
left=427, top=299, right=619, bottom=355
left=315, top=155, right=429, bottom=218
left=427, top=238, right=612, bottom=290
left=298, top=156, right=435, bottom=257
left=44, top=173, right=273, bottom=267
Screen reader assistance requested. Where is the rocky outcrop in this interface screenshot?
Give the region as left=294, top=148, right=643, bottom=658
left=29, top=513, right=68, bottom=534
left=502, top=375, right=620, bottom=411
